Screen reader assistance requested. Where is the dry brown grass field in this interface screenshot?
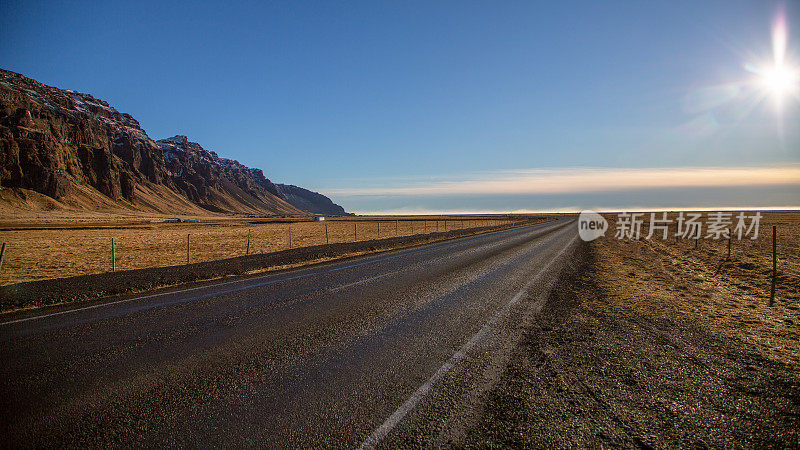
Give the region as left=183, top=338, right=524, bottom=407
left=0, top=215, right=519, bottom=286
left=597, top=211, right=800, bottom=368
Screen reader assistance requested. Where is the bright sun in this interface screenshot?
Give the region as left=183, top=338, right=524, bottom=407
left=759, top=65, right=799, bottom=98
left=749, top=8, right=799, bottom=108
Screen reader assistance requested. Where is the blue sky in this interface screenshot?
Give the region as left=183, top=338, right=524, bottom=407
left=1, top=0, right=798, bottom=213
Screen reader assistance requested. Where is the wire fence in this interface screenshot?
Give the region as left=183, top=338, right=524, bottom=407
left=0, top=217, right=535, bottom=286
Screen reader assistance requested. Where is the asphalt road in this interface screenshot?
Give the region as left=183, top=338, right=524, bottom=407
left=0, top=218, right=580, bottom=447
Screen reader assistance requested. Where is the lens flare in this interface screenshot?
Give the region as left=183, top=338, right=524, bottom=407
left=773, top=7, right=787, bottom=67
left=754, top=7, right=799, bottom=106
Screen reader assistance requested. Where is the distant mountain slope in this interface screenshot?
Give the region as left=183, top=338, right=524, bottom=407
left=276, top=184, right=349, bottom=216
left=0, top=69, right=346, bottom=216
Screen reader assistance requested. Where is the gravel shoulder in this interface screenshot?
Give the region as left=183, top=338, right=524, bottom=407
left=465, top=235, right=799, bottom=447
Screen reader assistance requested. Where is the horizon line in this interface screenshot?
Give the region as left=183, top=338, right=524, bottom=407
left=349, top=206, right=800, bottom=216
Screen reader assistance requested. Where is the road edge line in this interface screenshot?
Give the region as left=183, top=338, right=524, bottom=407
left=358, top=231, right=579, bottom=449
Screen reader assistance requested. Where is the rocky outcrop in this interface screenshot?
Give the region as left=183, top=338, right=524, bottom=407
left=156, top=135, right=293, bottom=213
left=0, top=69, right=346, bottom=216
left=276, top=184, right=349, bottom=216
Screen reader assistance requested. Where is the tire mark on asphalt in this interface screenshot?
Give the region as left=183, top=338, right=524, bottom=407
left=359, top=232, right=579, bottom=449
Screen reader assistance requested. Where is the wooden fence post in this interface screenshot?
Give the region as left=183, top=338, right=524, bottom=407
left=186, top=234, right=190, bottom=264
left=0, top=242, right=5, bottom=274
left=726, top=233, right=731, bottom=260
left=111, top=238, right=116, bottom=272
left=354, top=222, right=357, bottom=241
left=411, top=221, right=414, bottom=234
left=424, top=221, right=427, bottom=233
left=246, top=229, right=251, bottom=255
left=288, top=224, right=292, bottom=249
left=395, top=220, right=398, bottom=235
left=325, top=222, right=329, bottom=244
left=770, top=225, right=776, bottom=306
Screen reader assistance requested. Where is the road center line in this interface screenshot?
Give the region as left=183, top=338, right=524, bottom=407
left=327, top=271, right=396, bottom=293
left=358, top=232, right=579, bottom=449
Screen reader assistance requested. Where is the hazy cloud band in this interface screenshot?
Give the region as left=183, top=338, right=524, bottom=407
left=326, top=166, right=800, bottom=197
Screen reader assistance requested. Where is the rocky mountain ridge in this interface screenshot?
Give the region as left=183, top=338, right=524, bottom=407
left=0, top=68, right=346, bottom=216
left=276, top=184, right=349, bottom=216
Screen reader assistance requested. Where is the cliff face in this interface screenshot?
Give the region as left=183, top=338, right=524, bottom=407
left=0, top=70, right=152, bottom=204
left=154, top=135, right=292, bottom=214
left=276, top=184, right=349, bottom=216
left=0, top=69, right=345, bottom=216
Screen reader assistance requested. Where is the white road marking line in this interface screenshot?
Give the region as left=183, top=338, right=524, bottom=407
left=0, top=223, right=554, bottom=327
left=358, top=232, right=578, bottom=449
left=328, top=271, right=396, bottom=293
left=0, top=254, right=406, bottom=327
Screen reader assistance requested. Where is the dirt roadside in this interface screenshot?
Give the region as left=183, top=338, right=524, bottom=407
left=465, top=235, right=799, bottom=447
